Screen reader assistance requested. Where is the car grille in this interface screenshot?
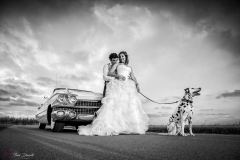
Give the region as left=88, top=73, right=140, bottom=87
left=75, top=100, right=102, bottom=107
left=54, top=107, right=99, bottom=115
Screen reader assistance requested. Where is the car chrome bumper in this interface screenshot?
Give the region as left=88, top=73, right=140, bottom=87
left=51, top=110, right=95, bottom=122
left=76, top=114, right=95, bottom=121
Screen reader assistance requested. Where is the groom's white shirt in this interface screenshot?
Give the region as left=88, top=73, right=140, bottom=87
left=103, top=63, right=114, bottom=82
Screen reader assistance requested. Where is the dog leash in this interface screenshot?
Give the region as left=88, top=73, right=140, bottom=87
left=139, top=92, right=179, bottom=104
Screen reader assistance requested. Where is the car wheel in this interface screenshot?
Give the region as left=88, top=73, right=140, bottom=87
left=38, top=123, right=46, bottom=129
left=51, top=117, right=65, bottom=132
left=50, top=117, right=55, bottom=130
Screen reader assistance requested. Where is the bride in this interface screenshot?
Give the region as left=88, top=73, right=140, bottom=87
left=77, top=51, right=149, bottom=136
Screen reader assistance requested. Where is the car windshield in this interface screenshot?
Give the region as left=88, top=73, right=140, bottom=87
left=53, top=88, right=93, bottom=94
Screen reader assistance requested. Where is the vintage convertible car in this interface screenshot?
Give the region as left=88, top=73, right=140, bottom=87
left=36, top=88, right=103, bottom=132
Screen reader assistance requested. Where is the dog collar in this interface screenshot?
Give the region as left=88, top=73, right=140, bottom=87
left=181, top=99, right=193, bottom=103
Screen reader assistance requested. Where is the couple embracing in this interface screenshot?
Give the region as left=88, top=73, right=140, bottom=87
left=77, top=51, right=149, bottom=136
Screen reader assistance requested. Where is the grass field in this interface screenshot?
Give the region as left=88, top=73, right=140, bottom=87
left=148, top=125, right=240, bottom=134
left=0, top=124, right=12, bottom=131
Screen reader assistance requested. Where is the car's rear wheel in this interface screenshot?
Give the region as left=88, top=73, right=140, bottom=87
left=51, top=117, right=65, bottom=132
left=38, top=123, right=46, bottom=129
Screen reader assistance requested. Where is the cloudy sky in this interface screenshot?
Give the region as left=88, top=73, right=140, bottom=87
left=0, top=0, right=239, bottom=125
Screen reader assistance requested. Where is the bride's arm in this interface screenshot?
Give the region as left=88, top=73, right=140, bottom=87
left=130, top=67, right=140, bottom=92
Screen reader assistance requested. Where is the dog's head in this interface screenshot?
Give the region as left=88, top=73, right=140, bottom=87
left=184, top=88, right=201, bottom=99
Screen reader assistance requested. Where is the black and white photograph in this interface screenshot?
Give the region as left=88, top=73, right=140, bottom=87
left=0, top=0, right=240, bottom=159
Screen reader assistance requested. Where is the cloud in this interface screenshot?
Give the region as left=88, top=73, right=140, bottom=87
left=223, top=115, right=236, bottom=119
left=21, top=109, right=37, bottom=115
left=147, top=114, right=161, bottom=118
left=4, top=78, right=33, bottom=88
left=0, top=51, right=23, bottom=73
left=198, top=113, right=229, bottom=116
left=199, top=109, right=214, bottom=111
left=148, top=112, right=171, bottom=118
left=141, top=98, right=149, bottom=104
left=64, top=74, right=90, bottom=82
left=36, top=77, right=56, bottom=87
left=24, top=101, right=39, bottom=107
left=3, top=84, right=18, bottom=90
left=36, top=76, right=70, bottom=89
left=0, top=112, right=4, bottom=117
left=93, top=2, right=152, bottom=42
left=161, top=106, right=172, bottom=109
left=0, top=97, right=10, bottom=101
left=60, top=50, right=92, bottom=67
left=7, top=98, right=39, bottom=107
left=216, top=90, right=240, bottom=98
left=0, top=89, right=31, bottom=99
left=0, top=22, right=39, bottom=74
left=8, top=102, right=26, bottom=107
left=159, top=113, right=171, bottom=118
left=0, top=88, right=10, bottom=96
left=207, top=113, right=229, bottom=116
left=152, top=0, right=240, bottom=33
left=204, top=30, right=240, bottom=60
left=0, top=78, right=39, bottom=99
left=0, top=16, right=60, bottom=80
left=15, top=92, right=32, bottom=99
left=161, top=96, right=182, bottom=102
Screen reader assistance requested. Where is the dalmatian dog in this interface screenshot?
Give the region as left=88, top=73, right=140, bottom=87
left=167, top=88, right=201, bottom=136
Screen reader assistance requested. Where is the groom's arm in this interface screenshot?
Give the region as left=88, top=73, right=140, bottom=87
left=108, top=64, right=125, bottom=80
left=103, top=64, right=114, bottom=82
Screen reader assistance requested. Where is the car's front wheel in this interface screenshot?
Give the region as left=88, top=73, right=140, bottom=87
left=51, top=117, right=65, bottom=132
left=38, top=123, right=46, bottom=129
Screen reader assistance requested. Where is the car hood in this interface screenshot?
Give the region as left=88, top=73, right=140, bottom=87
left=74, top=92, right=103, bottom=100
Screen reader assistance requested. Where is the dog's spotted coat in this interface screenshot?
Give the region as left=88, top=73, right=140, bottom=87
left=167, top=88, right=201, bottom=136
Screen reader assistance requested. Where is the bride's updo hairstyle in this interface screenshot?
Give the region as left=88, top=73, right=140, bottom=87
left=118, top=51, right=129, bottom=65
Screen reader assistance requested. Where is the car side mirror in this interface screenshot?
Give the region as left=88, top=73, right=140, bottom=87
left=38, top=104, right=43, bottom=109
left=44, top=95, right=49, bottom=99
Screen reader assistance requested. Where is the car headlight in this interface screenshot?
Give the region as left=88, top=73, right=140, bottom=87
left=68, top=95, right=77, bottom=104
left=57, top=94, right=66, bottom=103
left=56, top=94, right=77, bottom=105
left=57, top=110, right=65, bottom=117
left=69, top=111, right=76, bottom=118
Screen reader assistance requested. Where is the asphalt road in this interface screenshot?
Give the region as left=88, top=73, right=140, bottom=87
left=0, top=125, right=240, bottom=160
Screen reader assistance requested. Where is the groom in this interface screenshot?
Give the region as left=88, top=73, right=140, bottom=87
left=102, top=53, right=119, bottom=97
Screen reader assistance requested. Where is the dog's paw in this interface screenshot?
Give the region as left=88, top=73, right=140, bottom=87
left=190, top=133, right=195, bottom=136
left=179, top=132, right=188, bottom=136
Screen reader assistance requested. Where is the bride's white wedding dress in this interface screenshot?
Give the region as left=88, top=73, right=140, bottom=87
left=77, top=65, right=149, bottom=136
